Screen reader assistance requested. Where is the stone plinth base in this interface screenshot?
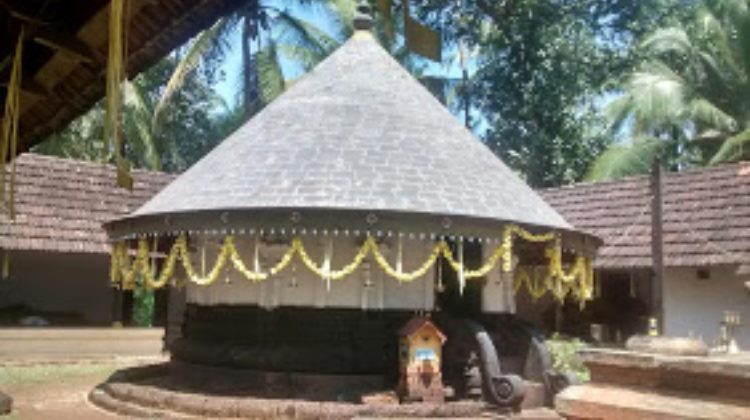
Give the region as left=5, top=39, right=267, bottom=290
left=555, top=348, right=750, bottom=420
left=90, top=363, right=561, bottom=418
left=89, top=363, right=488, bottom=418
left=168, top=360, right=386, bottom=401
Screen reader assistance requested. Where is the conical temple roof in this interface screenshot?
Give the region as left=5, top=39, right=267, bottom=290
left=112, top=31, right=573, bottom=237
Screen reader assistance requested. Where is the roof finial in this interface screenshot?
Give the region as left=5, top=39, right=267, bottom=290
left=353, top=0, right=373, bottom=31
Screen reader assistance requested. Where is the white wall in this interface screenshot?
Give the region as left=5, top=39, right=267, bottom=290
left=664, top=265, right=750, bottom=348
left=481, top=245, right=516, bottom=313
left=185, top=235, right=517, bottom=313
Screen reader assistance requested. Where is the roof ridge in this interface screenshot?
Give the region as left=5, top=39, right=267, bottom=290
left=542, top=160, right=750, bottom=193
left=544, top=160, right=750, bottom=268
left=17, top=152, right=175, bottom=177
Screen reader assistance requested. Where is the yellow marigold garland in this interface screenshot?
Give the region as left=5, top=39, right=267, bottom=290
left=369, top=237, right=442, bottom=283
left=109, top=224, right=594, bottom=303
left=513, top=239, right=594, bottom=304
left=295, top=237, right=370, bottom=281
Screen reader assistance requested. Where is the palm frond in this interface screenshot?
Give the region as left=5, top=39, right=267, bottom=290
left=709, top=127, right=750, bottom=164
left=641, top=27, right=694, bottom=58
left=151, top=17, right=231, bottom=134
left=124, top=81, right=161, bottom=170
left=586, top=136, right=663, bottom=181
left=256, top=41, right=285, bottom=105
left=688, top=98, right=737, bottom=133
left=272, top=12, right=339, bottom=66
left=278, top=45, right=324, bottom=72
left=604, top=94, right=634, bottom=134
left=627, top=61, right=687, bottom=133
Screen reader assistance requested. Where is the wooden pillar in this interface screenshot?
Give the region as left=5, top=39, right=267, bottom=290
left=122, top=291, right=134, bottom=326
left=153, top=288, right=169, bottom=327
left=650, top=159, right=665, bottom=333
left=111, top=288, right=134, bottom=326
left=165, top=285, right=186, bottom=349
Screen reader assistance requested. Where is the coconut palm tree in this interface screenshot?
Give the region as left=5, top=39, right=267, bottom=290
left=152, top=0, right=450, bottom=134
left=151, top=0, right=345, bottom=135
left=587, top=0, right=750, bottom=180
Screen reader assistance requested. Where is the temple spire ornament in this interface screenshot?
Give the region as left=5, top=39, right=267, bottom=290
left=353, top=0, right=373, bottom=31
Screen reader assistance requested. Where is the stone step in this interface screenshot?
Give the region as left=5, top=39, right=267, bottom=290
left=556, top=383, right=750, bottom=420
left=521, top=381, right=547, bottom=410
left=512, top=407, right=562, bottom=419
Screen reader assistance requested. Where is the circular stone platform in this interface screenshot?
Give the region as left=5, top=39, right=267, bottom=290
left=89, top=363, right=491, bottom=419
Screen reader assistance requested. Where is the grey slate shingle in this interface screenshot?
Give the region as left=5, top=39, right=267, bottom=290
left=122, top=31, right=571, bottom=233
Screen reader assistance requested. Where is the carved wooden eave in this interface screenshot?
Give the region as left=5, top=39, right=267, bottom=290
left=0, top=0, right=247, bottom=154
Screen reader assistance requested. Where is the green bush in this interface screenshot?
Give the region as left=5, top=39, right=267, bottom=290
left=546, top=333, right=589, bottom=382
left=132, top=278, right=154, bottom=327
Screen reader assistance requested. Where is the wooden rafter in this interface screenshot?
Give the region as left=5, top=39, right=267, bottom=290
left=0, top=0, right=249, bottom=156
left=33, top=30, right=104, bottom=65
left=0, top=79, right=49, bottom=97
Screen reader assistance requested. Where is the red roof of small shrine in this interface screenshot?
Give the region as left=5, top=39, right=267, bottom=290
left=398, top=317, right=446, bottom=342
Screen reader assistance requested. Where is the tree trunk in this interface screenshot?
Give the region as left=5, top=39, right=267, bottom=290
left=242, top=16, right=253, bottom=118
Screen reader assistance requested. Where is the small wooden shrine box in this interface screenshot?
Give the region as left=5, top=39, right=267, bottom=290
left=397, top=316, right=447, bottom=403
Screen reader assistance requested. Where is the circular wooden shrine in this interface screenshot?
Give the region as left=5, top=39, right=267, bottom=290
left=100, top=3, right=599, bottom=415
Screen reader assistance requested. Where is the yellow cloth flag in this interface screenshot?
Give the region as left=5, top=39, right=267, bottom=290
left=1, top=27, right=24, bottom=219
left=403, top=1, right=441, bottom=62
left=105, top=0, right=133, bottom=190
left=376, top=0, right=441, bottom=62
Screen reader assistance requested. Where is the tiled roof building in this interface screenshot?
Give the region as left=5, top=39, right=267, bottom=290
left=0, top=153, right=174, bottom=254
left=541, top=162, right=750, bottom=269
left=0, top=153, right=174, bottom=325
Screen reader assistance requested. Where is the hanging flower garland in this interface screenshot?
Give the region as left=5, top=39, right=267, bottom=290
left=513, top=239, right=594, bottom=304
left=110, top=223, right=594, bottom=303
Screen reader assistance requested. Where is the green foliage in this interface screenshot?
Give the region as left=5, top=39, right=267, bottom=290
left=35, top=0, right=715, bottom=187
left=33, top=107, right=106, bottom=161
left=547, top=333, right=589, bottom=383
left=33, top=55, right=227, bottom=173
left=132, top=279, right=154, bottom=327
left=416, top=0, right=688, bottom=187
left=586, top=136, right=663, bottom=181
left=590, top=0, right=750, bottom=180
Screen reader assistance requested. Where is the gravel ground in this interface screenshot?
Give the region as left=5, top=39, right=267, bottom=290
left=0, top=359, right=163, bottom=419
